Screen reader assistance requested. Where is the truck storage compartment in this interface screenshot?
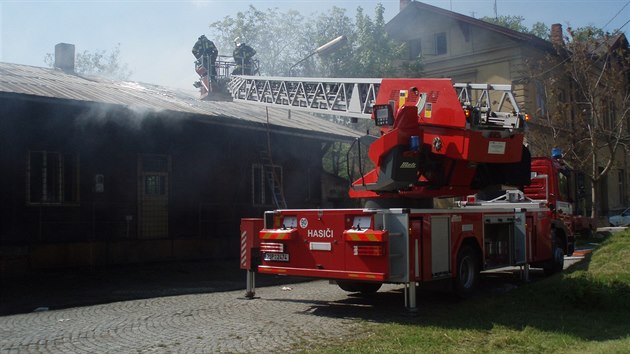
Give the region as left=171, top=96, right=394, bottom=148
left=483, top=212, right=527, bottom=268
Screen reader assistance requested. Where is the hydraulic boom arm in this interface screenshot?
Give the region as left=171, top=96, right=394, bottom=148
left=228, top=75, right=531, bottom=201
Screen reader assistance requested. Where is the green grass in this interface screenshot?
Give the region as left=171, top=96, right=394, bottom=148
left=312, top=230, right=630, bottom=353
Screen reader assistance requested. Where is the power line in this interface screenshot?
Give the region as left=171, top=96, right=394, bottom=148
left=616, top=17, right=630, bottom=32
left=602, top=0, right=630, bottom=31
left=532, top=1, right=629, bottom=78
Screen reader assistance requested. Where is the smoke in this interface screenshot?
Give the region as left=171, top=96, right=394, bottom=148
left=70, top=79, right=190, bottom=134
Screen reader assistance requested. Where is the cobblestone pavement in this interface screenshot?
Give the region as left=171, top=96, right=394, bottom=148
left=0, top=280, right=407, bottom=353
left=0, top=255, right=586, bottom=353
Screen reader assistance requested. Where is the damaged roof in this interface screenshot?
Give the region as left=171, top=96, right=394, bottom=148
left=0, top=62, right=362, bottom=141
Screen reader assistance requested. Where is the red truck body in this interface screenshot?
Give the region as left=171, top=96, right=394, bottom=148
left=245, top=202, right=553, bottom=281
left=240, top=190, right=567, bottom=309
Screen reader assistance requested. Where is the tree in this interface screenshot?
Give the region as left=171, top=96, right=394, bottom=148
left=480, top=15, right=529, bottom=33
left=44, top=43, right=132, bottom=80
left=350, top=4, right=409, bottom=77
left=480, top=15, right=550, bottom=40
left=525, top=28, right=630, bottom=218
left=301, top=6, right=356, bottom=77
left=530, top=22, right=550, bottom=40
left=209, top=6, right=309, bottom=76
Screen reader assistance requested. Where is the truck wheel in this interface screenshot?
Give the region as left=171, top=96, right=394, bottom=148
left=543, top=236, right=564, bottom=276
left=454, top=245, right=480, bottom=298
left=337, top=280, right=382, bottom=294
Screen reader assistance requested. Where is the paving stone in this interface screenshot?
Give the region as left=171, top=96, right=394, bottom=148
left=0, top=280, right=407, bottom=353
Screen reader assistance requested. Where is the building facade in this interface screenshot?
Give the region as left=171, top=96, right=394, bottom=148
left=387, top=0, right=630, bottom=217
left=0, top=61, right=360, bottom=273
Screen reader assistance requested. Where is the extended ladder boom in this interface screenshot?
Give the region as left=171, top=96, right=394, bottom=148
left=228, top=75, right=525, bottom=130
left=228, top=75, right=381, bottom=119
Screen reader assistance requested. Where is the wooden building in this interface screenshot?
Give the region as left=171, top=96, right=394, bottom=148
left=0, top=61, right=360, bottom=273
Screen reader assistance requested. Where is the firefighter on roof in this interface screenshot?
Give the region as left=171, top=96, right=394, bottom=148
left=232, top=37, right=257, bottom=75
left=192, top=35, right=218, bottom=86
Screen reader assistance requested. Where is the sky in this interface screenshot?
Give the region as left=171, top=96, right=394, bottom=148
left=1, top=0, right=628, bottom=95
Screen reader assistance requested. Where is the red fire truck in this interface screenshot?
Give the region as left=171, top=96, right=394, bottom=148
left=234, top=76, right=573, bottom=309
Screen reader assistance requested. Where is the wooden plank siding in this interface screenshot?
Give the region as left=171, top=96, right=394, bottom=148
left=0, top=95, right=347, bottom=272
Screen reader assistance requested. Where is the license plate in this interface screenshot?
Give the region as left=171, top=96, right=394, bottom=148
left=263, top=253, right=289, bottom=262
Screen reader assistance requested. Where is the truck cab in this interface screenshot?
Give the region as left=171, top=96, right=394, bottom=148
left=524, top=156, right=594, bottom=247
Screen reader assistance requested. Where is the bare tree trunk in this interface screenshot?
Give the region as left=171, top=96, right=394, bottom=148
left=590, top=178, right=599, bottom=219
left=591, top=146, right=599, bottom=219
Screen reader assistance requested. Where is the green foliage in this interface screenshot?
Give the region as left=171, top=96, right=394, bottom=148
left=480, top=16, right=550, bottom=41
left=350, top=4, right=403, bottom=77
left=322, top=134, right=375, bottom=181
left=480, top=15, right=529, bottom=33
left=208, top=3, right=422, bottom=78
left=44, top=43, right=132, bottom=80
left=308, top=230, right=630, bottom=353
left=567, top=25, right=607, bottom=41
left=322, top=142, right=351, bottom=178
left=303, top=6, right=356, bottom=77
left=530, top=22, right=550, bottom=40
left=209, top=6, right=309, bottom=76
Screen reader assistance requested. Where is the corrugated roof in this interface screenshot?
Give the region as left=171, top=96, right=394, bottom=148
left=0, top=62, right=363, bottom=141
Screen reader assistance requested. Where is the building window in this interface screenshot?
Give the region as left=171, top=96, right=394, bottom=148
left=252, top=163, right=283, bottom=206
left=407, top=38, right=422, bottom=59
left=27, top=151, right=79, bottom=205
left=435, top=32, right=447, bottom=55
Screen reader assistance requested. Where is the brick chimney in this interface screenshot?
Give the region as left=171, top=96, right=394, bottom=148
left=400, top=0, right=411, bottom=12
left=54, top=43, right=75, bottom=73
left=550, top=24, right=564, bottom=45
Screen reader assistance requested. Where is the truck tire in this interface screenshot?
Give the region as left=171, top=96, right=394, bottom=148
left=336, top=280, right=382, bottom=294
left=543, top=233, right=564, bottom=276
left=454, top=245, right=480, bottom=298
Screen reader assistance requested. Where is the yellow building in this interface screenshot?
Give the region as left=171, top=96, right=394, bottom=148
left=386, top=1, right=629, bottom=217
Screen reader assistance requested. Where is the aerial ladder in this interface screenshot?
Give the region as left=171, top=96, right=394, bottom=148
left=228, top=75, right=524, bottom=128
left=227, top=75, right=531, bottom=200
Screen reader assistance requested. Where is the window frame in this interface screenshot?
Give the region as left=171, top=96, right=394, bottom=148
left=435, top=32, right=447, bottom=55
left=26, top=150, right=80, bottom=206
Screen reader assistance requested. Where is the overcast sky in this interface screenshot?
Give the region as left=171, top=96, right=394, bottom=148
left=1, top=0, right=628, bottom=95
